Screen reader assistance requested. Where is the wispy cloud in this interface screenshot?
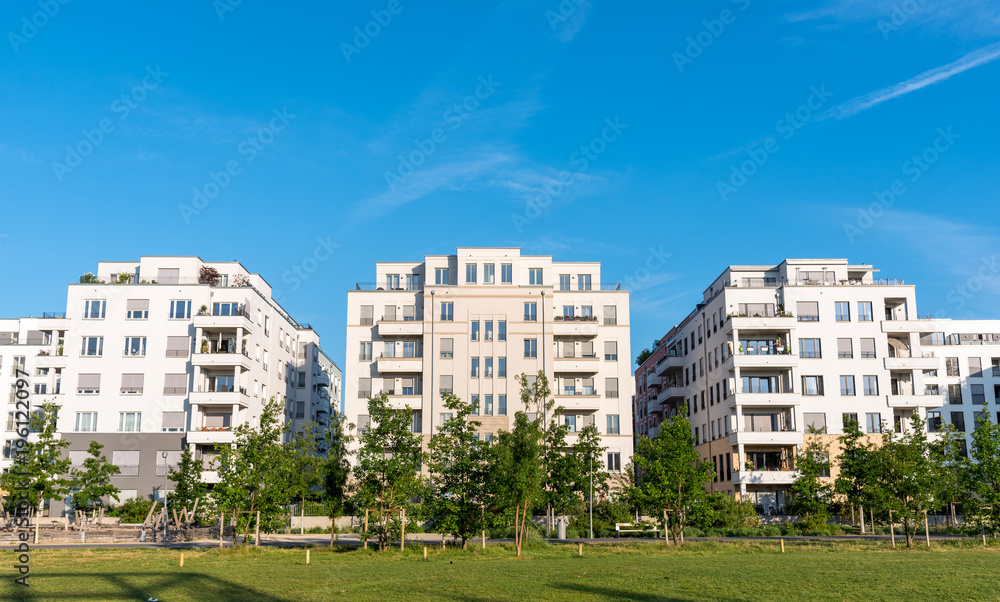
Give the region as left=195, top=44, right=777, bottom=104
left=787, top=0, right=1000, bottom=37
left=820, top=41, right=1000, bottom=120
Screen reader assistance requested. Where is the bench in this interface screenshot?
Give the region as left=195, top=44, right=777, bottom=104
left=615, top=523, right=660, bottom=538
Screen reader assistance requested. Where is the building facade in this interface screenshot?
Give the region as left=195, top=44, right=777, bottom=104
left=642, top=258, right=1000, bottom=515
left=1, top=257, right=334, bottom=513
left=345, top=247, right=633, bottom=472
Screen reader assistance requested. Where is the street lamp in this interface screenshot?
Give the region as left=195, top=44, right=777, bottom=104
left=589, top=450, right=594, bottom=540
left=161, top=451, right=168, bottom=544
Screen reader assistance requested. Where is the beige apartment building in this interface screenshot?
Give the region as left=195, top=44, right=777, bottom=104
left=345, top=247, right=633, bottom=472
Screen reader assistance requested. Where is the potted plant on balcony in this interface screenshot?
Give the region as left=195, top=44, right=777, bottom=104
left=198, top=305, right=209, bottom=316
left=200, top=339, right=209, bottom=353
left=745, top=460, right=756, bottom=471
left=774, top=339, right=785, bottom=353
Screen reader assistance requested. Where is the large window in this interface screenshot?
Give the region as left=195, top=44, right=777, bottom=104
left=470, top=320, right=480, bottom=341
left=470, top=357, right=479, bottom=378
left=484, top=320, right=493, bottom=341
left=607, top=414, right=620, bottom=434
left=386, top=274, right=400, bottom=290
left=75, top=412, right=97, bottom=432
left=604, top=305, right=617, bottom=326
left=498, top=357, right=506, bottom=377
left=835, top=301, right=850, bottom=322
left=972, top=384, right=986, bottom=405
left=124, top=336, right=146, bottom=357
left=604, top=341, right=618, bottom=361
left=802, top=376, right=824, bottom=396
left=863, top=375, right=878, bottom=396
left=837, top=338, right=853, bottom=358
left=607, top=453, right=621, bottom=472
left=951, top=411, right=966, bottom=432
left=359, top=341, right=372, bottom=361
left=81, top=336, right=103, bottom=357
left=523, top=338, right=537, bottom=358
left=168, top=300, right=191, bottom=319
left=484, top=357, right=493, bottom=378
left=865, top=413, right=882, bottom=434
left=524, top=302, right=537, bottom=322
left=483, top=263, right=495, bottom=284
left=578, top=274, right=592, bottom=291
left=498, top=320, right=506, bottom=341
left=840, top=375, right=856, bottom=396
left=498, top=394, right=507, bottom=415
left=484, top=395, right=493, bottom=415
left=796, top=302, right=819, bottom=322
left=440, top=302, right=454, bottom=322
left=465, top=263, right=477, bottom=284
left=858, top=302, right=873, bottom=321
left=405, top=274, right=420, bottom=290
left=606, top=377, right=619, bottom=398
left=946, top=357, right=960, bottom=376
left=213, top=302, right=241, bottom=316
left=440, top=338, right=453, bottom=359
left=501, top=263, right=512, bottom=284
left=860, top=338, right=876, bottom=358
left=799, top=339, right=821, bottom=358
left=969, top=357, right=983, bottom=378
left=126, top=299, right=149, bottom=319
left=559, top=274, right=570, bottom=291
left=119, top=412, right=142, bottom=433
left=529, top=268, right=543, bottom=285
left=84, top=299, right=106, bottom=319
left=742, top=376, right=777, bottom=393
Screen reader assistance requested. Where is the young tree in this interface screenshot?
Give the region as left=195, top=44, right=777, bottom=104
left=0, top=402, right=72, bottom=543
left=573, top=423, right=609, bottom=511
left=286, top=423, right=325, bottom=534
left=214, top=398, right=295, bottom=544
left=789, top=427, right=833, bottom=528
left=964, top=416, right=1000, bottom=536
left=71, top=441, right=121, bottom=523
left=167, top=447, right=207, bottom=519
left=352, top=393, right=423, bottom=551
left=541, top=416, right=583, bottom=522
left=494, top=411, right=544, bottom=556
left=322, top=410, right=352, bottom=547
left=834, top=417, right=881, bottom=528
left=627, top=412, right=713, bottom=545
left=426, top=393, right=490, bottom=549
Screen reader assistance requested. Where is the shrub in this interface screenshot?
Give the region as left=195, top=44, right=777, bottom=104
left=683, top=526, right=703, bottom=538
left=565, top=528, right=581, bottom=539
left=688, top=493, right=759, bottom=530
left=570, top=499, right=632, bottom=540
left=106, top=497, right=155, bottom=524
left=762, top=526, right=782, bottom=537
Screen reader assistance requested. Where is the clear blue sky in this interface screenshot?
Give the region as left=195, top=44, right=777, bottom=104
left=2, top=0, right=998, bottom=371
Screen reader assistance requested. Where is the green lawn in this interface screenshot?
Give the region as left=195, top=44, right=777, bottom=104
left=2, top=540, right=999, bottom=601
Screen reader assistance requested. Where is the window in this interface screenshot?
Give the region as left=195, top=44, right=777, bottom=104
left=948, top=384, right=963, bottom=404
left=470, top=395, right=479, bottom=415
left=842, top=413, right=859, bottom=429
left=484, top=321, right=493, bottom=341
left=969, top=358, right=983, bottom=378
left=166, top=336, right=189, bottom=358
left=466, top=263, right=477, bottom=283
left=524, top=339, right=537, bottom=358
left=796, top=301, right=819, bottom=321
left=563, top=305, right=574, bottom=318
left=529, top=268, right=543, bottom=285
left=484, top=357, right=493, bottom=378
left=951, top=411, right=966, bottom=432
left=403, top=341, right=416, bottom=358
left=482, top=263, right=495, bottom=284
left=406, top=274, right=420, bottom=291
left=440, top=338, right=453, bottom=359
left=386, top=274, right=400, bottom=290
left=498, top=320, right=506, bottom=341
left=126, top=299, right=149, bottom=319
left=359, top=341, right=372, bottom=361
left=81, top=336, right=103, bottom=357
left=799, top=339, right=821, bottom=358
left=435, top=268, right=450, bottom=285
left=440, top=302, right=454, bottom=321
left=471, top=320, right=480, bottom=341
left=802, top=376, right=824, bottom=396
left=501, top=263, right=512, bottom=284
left=858, top=302, right=873, bottom=321
left=837, top=338, right=853, bottom=358
left=118, top=412, right=142, bottom=433
left=604, top=305, right=617, bottom=326
left=972, top=384, right=986, bottom=405
left=120, top=373, right=144, bottom=395
left=75, top=412, right=97, bottom=432
left=604, top=341, right=618, bottom=361
left=863, top=375, right=879, bottom=396
left=84, top=299, right=106, bottom=319
left=169, top=300, right=191, bottom=320
left=212, top=302, right=240, bottom=317
left=581, top=305, right=593, bottom=318
left=403, top=305, right=416, bottom=321
left=578, top=274, right=592, bottom=291
left=559, top=274, right=570, bottom=291
left=383, top=305, right=397, bottom=322
left=946, top=357, right=959, bottom=376
left=440, top=375, right=453, bottom=395
left=840, top=376, right=856, bottom=396
left=865, top=413, right=882, bottom=434
left=607, top=452, right=621, bottom=472
left=163, top=374, right=187, bottom=395
left=523, top=302, right=537, bottom=322
left=742, top=376, right=777, bottom=393
left=498, top=357, right=506, bottom=378
left=993, top=358, right=1000, bottom=377
left=835, top=301, right=850, bottom=322
left=804, top=413, right=827, bottom=434
left=498, top=394, right=507, bottom=415
left=124, top=336, right=146, bottom=357
left=606, top=377, right=619, bottom=398
left=360, top=305, right=374, bottom=325
left=439, top=413, right=453, bottom=427
left=607, top=414, right=620, bottom=435
left=860, top=338, right=876, bottom=358
left=470, top=357, right=479, bottom=378
left=383, top=341, right=396, bottom=358
left=927, top=411, right=942, bottom=433
left=564, top=415, right=577, bottom=433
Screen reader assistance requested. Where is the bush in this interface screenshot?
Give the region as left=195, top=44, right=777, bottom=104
left=688, top=493, right=759, bottom=530
left=683, top=526, right=703, bottom=538
left=565, top=528, right=581, bottom=539
left=762, top=526, right=782, bottom=537
left=106, top=497, right=155, bottom=524
left=570, top=499, right=633, bottom=539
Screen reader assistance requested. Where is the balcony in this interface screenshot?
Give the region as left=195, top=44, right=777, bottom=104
left=552, top=317, right=600, bottom=338
left=730, top=430, right=801, bottom=445
left=886, top=393, right=945, bottom=408
left=727, top=392, right=801, bottom=407
left=315, top=372, right=331, bottom=388
left=553, top=393, right=602, bottom=412
left=553, top=357, right=600, bottom=374
left=193, top=311, right=253, bottom=331
left=731, top=470, right=800, bottom=486
left=725, top=316, right=796, bottom=331
left=190, top=389, right=251, bottom=407
left=201, top=470, right=221, bottom=485
left=654, top=353, right=684, bottom=377
left=377, top=356, right=423, bottom=373
left=378, top=320, right=423, bottom=337
left=188, top=429, right=236, bottom=445
left=191, top=352, right=252, bottom=370
left=884, top=356, right=939, bottom=371
left=722, top=351, right=798, bottom=370
left=386, top=394, right=422, bottom=410
left=655, top=384, right=684, bottom=407
left=880, top=319, right=951, bottom=333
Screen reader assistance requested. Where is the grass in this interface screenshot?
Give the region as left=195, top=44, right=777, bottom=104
left=2, top=539, right=999, bottom=601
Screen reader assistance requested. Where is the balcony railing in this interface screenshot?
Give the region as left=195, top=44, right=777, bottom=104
left=116, top=465, right=139, bottom=477
left=554, top=315, right=598, bottom=322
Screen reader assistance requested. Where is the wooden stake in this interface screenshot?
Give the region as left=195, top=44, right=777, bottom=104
left=306, top=549, right=310, bottom=565
left=401, top=509, right=405, bottom=551
left=423, top=546, right=428, bottom=560
left=889, top=510, right=895, bottom=549
left=780, top=539, right=785, bottom=553
left=180, top=553, right=184, bottom=567
left=255, top=511, right=261, bottom=548
left=578, top=542, right=583, bottom=557
left=924, top=512, right=931, bottom=547
left=364, top=509, right=369, bottom=550
left=219, top=511, right=224, bottom=548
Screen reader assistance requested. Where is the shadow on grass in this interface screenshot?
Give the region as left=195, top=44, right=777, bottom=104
left=555, top=581, right=699, bottom=601
left=3, top=570, right=289, bottom=601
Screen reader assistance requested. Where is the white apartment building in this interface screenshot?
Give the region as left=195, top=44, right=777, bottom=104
left=1, top=257, right=334, bottom=513
left=345, top=247, right=633, bottom=472
left=643, top=258, right=1000, bottom=515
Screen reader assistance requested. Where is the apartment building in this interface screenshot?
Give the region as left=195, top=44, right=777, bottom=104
left=345, top=247, right=633, bottom=471
left=633, top=329, right=673, bottom=439
left=641, top=258, right=1000, bottom=515
left=1, top=257, right=333, bottom=513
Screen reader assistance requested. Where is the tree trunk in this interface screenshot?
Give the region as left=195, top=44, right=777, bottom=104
left=462, top=537, right=468, bottom=551
left=329, top=526, right=335, bottom=548
left=904, top=520, right=913, bottom=549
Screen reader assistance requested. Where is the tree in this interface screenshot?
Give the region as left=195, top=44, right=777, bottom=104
left=833, top=417, right=881, bottom=527
left=70, top=441, right=120, bottom=522
left=78, top=272, right=103, bottom=283
left=167, top=447, right=207, bottom=519
left=426, top=393, right=490, bottom=549
left=573, top=424, right=609, bottom=514
left=322, top=410, right=352, bottom=547
left=626, top=412, right=713, bottom=545
left=286, top=423, right=325, bottom=534
left=0, top=402, right=72, bottom=543
left=967, top=416, right=1000, bottom=536
left=494, top=411, right=544, bottom=556
left=789, top=427, right=833, bottom=529
left=352, top=393, right=423, bottom=551
left=541, top=416, right=583, bottom=521
left=198, top=265, right=221, bottom=285
left=214, top=398, right=294, bottom=544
